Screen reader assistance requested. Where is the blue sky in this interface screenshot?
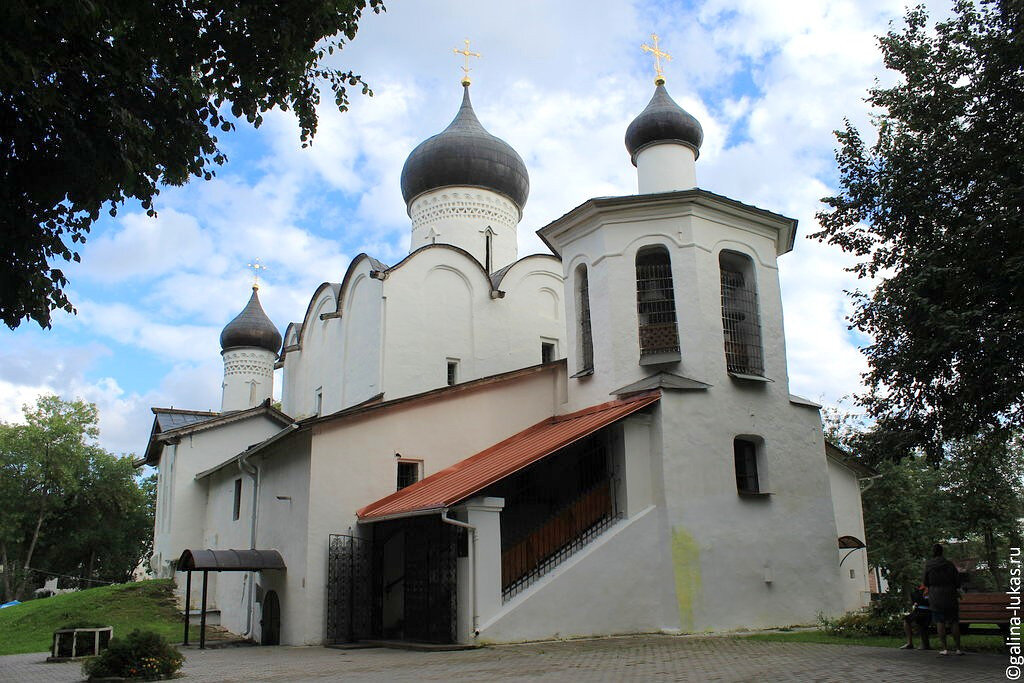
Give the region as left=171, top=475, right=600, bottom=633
left=1, top=0, right=938, bottom=455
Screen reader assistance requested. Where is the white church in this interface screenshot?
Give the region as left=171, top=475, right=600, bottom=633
left=138, top=53, right=872, bottom=646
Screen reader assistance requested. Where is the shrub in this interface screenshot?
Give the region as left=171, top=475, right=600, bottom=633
left=82, top=630, right=183, bottom=681
left=818, top=597, right=905, bottom=637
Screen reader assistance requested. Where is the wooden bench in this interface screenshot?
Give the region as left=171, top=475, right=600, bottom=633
left=958, top=592, right=1011, bottom=635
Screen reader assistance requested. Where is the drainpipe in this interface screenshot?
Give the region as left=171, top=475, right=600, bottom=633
left=236, top=423, right=300, bottom=638
left=858, top=473, right=882, bottom=493
left=238, top=451, right=260, bottom=638
left=440, top=509, right=478, bottom=637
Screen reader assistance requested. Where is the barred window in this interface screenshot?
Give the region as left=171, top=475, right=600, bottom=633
left=636, top=247, right=679, bottom=359
left=397, top=460, right=422, bottom=490
left=720, top=251, right=764, bottom=376
left=576, top=265, right=594, bottom=373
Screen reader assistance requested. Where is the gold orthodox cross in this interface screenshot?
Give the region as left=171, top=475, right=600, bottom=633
left=247, top=258, right=267, bottom=289
left=453, top=39, right=481, bottom=85
left=641, top=33, right=671, bottom=85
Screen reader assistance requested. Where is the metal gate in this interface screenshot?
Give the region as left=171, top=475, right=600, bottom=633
left=326, top=534, right=375, bottom=643
left=397, top=516, right=458, bottom=643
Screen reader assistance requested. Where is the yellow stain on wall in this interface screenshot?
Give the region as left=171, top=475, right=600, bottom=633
left=672, top=527, right=701, bottom=631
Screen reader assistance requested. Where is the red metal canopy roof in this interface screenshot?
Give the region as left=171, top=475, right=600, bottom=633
left=357, top=391, right=660, bottom=521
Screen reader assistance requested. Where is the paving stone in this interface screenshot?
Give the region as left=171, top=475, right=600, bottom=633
left=0, top=634, right=1008, bottom=683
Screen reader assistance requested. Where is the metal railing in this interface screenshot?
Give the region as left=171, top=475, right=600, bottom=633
left=501, top=480, right=618, bottom=601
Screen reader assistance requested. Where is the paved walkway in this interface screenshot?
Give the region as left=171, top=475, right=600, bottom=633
left=0, top=635, right=1008, bottom=682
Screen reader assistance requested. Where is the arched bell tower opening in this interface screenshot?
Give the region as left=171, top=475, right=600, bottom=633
left=635, top=246, right=680, bottom=364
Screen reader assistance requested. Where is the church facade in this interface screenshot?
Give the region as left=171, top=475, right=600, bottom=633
left=139, top=68, right=871, bottom=646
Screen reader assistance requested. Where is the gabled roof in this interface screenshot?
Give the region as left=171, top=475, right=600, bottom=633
left=357, top=391, right=661, bottom=522
left=825, top=440, right=877, bottom=477
left=135, top=402, right=293, bottom=468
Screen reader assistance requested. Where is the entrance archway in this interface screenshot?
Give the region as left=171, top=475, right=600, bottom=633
left=261, top=590, right=281, bottom=645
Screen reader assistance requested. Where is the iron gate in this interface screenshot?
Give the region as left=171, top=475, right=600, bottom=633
left=394, top=516, right=459, bottom=643
left=326, top=534, right=375, bottom=643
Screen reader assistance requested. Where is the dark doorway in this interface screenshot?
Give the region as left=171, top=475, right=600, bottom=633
left=372, top=516, right=459, bottom=643
left=261, top=590, right=281, bottom=645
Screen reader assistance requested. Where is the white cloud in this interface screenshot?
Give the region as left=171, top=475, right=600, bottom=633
left=3, top=0, right=943, bottom=453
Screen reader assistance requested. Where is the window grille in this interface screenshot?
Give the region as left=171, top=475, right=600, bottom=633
left=720, top=267, right=764, bottom=376
left=636, top=254, right=679, bottom=358
left=734, top=439, right=759, bottom=494
left=577, top=268, right=594, bottom=371
left=446, top=360, right=458, bottom=386
left=396, top=461, right=420, bottom=490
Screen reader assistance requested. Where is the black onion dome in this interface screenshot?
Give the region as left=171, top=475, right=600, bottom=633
left=220, top=287, right=282, bottom=353
left=401, top=85, right=529, bottom=212
left=625, top=84, right=703, bottom=165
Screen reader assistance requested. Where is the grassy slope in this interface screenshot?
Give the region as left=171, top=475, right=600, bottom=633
left=0, top=580, right=198, bottom=655
left=739, top=628, right=1005, bottom=654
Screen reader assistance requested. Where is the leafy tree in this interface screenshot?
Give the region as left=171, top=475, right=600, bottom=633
left=813, top=0, right=1024, bottom=450
left=860, top=454, right=946, bottom=597
left=0, top=0, right=384, bottom=329
left=36, top=458, right=154, bottom=586
left=0, top=396, right=152, bottom=600
left=939, top=429, right=1024, bottom=589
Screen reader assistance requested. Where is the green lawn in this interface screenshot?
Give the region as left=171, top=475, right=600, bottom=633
left=0, top=580, right=199, bottom=655
left=739, top=627, right=1006, bottom=654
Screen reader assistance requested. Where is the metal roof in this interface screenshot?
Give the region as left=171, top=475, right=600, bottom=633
left=177, top=548, right=286, bottom=572
left=400, top=85, right=529, bottom=211
left=154, top=409, right=219, bottom=432
left=625, top=83, right=703, bottom=164
left=220, top=286, right=282, bottom=353
left=357, top=391, right=660, bottom=521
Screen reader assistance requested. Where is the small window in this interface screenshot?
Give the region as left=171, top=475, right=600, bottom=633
left=575, top=265, right=594, bottom=373
left=483, top=227, right=495, bottom=273
left=232, top=478, right=242, bottom=521
left=446, top=359, right=459, bottom=386
left=397, top=460, right=422, bottom=490
left=850, top=569, right=856, bottom=579
left=636, top=246, right=680, bottom=362
left=314, top=387, right=323, bottom=416
left=541, top=341, right=555, bottom=364
left=734, top=439, right=759, bottom=494
left=720, top=251, right=764, bottom=376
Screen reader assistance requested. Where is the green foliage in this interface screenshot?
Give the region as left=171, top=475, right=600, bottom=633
left=861, top=455, right=944, bottom=596
left=0, top=395, right=152, bottom=601
left=59, top=621, right=107, bottom=630
left=813, top=0, right=1024, bottom=448
left=834, top=417, right=1024, bottom=594
left=82, top=629, right=184, bottom=680
left=940, top=429, right=1024, bottom=587
left=739, top=627, right=1006, bottom=653
left=0, top=0, right=385, bottom=329
left=818, top=597, right=905, bottom=637
left=0, top=580, right=195, bottom=656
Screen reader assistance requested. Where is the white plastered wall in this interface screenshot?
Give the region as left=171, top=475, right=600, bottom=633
left=546, top=195, right=843, bottom=630
left=828, top=456, right=871, bottom=612
left=150, top=416, right=285, bottom=602
left=380, top=247, right=564, bottom=401
left=281, top=248, right=564, bottom=421
left=197, top=433, right=312, bottom=642
left=657, top=394, right=844, bottom=630
left=554, top=200, right=790, bottom=411
left=478, top=413, right=680, bottom=642
left=292, top=364, right=566, bottom=645
left=408, top=186, right=520, bottom=270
